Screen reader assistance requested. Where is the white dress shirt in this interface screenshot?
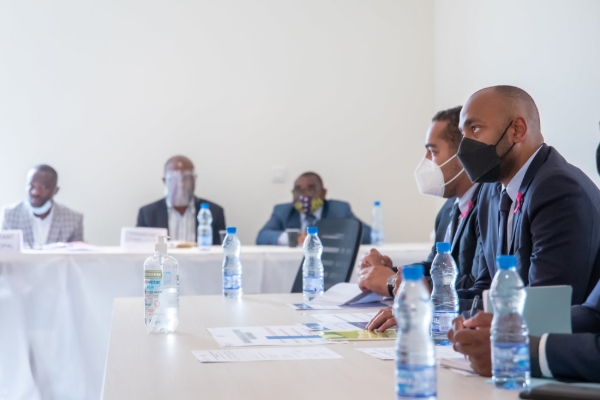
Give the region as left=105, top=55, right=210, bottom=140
left=28, top=205, right=54, bottom=249
left=502, top=146, right=542, bottom=249
left=277, top=207, right=324, bottom=246
left=538, top=333, right=554, bottom=378
left=167, top=198, right=196, bottom=242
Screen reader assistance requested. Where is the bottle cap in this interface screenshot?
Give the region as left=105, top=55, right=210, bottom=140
left=402, top=265, right=424, bottom=281
left=226, top=226, right=237, bottom=234
left=497, top=255, right=517, bottom=270
left=436, top=242, right=451, bottom=252
left=155, top=235, right=169, bottom=253
left=374, top=201, right=381, bottom=206
left=200, top=203, right=209, bottom=209
left=307, top=226, right=318, bottom=235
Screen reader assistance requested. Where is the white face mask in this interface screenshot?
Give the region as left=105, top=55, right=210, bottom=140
left=29, top=199, right=53, bottom=216
left=414, top=153, right=464, bottom=197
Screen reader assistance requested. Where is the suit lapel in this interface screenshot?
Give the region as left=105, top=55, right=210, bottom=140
left=451, top=185, right=482, bottom=251
left=321, top=200, right=329, bottom=219
left=156, top=199, right=169, bottom=230
left=288, top=208, right=301, bottom=229
left=46, top=204, right=61, bottom=244
left=19, top=203, right=35, bottom=248
left=509, top=144, right=550, bottom=253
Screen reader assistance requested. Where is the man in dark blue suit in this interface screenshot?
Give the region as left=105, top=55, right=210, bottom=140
left=360, top=106, right=482, bottom=299
left=457, top=85, right=600, bottom=306
left=137, top=155, right=226, bottom=244
left=256, top=172, right=371, bottom=245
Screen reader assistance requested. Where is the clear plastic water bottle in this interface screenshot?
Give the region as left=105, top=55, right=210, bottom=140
left=394, top=265, right=436, bottom=400
left=490, top=255, right=530, bottom=390
left=144, top=236, right=179, bottom=333
left=197, top=202, right=213, bottom=250
left=430, top=242, right=459, bottom=345
left=302, top=226, right=324, bottom=303
left=222, top=226, right=242, bottom=298
left=370, top=201, right=384, bottom=245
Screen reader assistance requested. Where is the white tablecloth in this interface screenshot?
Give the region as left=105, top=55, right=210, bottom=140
left=0, top=243, right=431, bottom=400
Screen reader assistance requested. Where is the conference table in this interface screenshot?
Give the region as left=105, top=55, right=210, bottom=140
left=103, top=294, right=519, bottom=400
left=0, top=242, right=431, bottom=400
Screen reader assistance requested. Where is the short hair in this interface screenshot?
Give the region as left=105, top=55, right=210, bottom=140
left=491, top=85, right=541, bottom=131
left=298, top=172, right=323, bottom=187
left=432, top=106, right=463, bottom=149
left=33, top=164, right=58, bottom=184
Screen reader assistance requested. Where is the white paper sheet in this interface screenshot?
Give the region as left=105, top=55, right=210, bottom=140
left=356, top=345, right=463, bottom=361
left=304, top=312, right=377, bottom=331
left=192, top=347, right=343, bottom=363
left=207, top=326, right=331, bottom=347
left=309, top=283, right=387, bottom=306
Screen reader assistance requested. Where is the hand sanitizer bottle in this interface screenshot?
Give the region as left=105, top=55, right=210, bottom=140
left=144, top=236, right=179, bottom=333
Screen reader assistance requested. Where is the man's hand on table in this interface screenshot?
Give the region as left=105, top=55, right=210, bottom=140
left=366, top=307, right=396, bottom=332
left=359, top=249, right=393, bottom=270
left=448, top=312, right=493, bottom=377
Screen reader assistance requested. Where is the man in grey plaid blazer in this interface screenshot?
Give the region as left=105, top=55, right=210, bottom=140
left=1, top=165, right=83, bottom=248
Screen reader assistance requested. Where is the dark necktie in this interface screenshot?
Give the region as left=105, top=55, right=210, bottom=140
left=498, top=190, right=513, bottom=255
left=305, top=214, right=316, bottom=228
left=448, top=202, right=460, bottom=243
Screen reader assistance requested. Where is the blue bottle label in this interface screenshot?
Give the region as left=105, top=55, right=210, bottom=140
left=492, top=342, right=530, bottom=374
left=396, top=364, right=437, bottom=398
left=303, top=276, right=324, bottom=293
left=224, top=274, right=242, bottom=290
left=431, top=311, right=458, bottom=333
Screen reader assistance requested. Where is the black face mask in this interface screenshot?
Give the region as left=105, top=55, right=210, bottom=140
left=457, top=121, right=515, bottom=183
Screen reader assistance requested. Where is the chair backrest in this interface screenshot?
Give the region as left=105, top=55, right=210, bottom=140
left=291, top=218, right=362, bottom=293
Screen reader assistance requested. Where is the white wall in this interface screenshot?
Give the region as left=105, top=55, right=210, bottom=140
left=0, top=0, right=437, bottom=245
left=434, top=0, right=600, bottom=186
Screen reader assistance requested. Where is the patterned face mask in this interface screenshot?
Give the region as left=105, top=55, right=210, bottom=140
left=293, top=195, right=324, bottom=215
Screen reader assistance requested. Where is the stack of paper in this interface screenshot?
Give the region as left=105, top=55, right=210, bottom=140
left=320, top=330, right=397, bottom=341
left=302, top=313, right=377, bottom=331
left=207, top=326, right=330, bottom=347
left=289, top=283, right=390, bottom=310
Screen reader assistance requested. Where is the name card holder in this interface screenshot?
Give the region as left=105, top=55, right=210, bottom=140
left=120, top=227, right=168, bottom=252
left=0, top=230, right=23, bottom=253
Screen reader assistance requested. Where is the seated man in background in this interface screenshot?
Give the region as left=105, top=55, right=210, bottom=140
left=1, top=164, right=84, bottom=248
left=448, top=276, right=600, bottom=382
left=360, top=106, right=481, bottom=298
left=256, top=172, right=371, bottom=246
left=137, top=155, right=226, bottom=244
left=456, top=85, right=600, bottom=306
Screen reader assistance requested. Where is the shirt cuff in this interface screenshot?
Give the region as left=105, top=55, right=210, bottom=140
left=539, top=333, right=553, bottom=378
left=277, top=232, right=289, bottom=246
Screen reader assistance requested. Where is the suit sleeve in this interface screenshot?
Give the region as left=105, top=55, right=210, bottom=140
left=544, top=333, right=600, bottom=382
left=212, top=208, right=226, bottom=245
left=572, top=279, right=600, bottom=333
left=526, top=176, right=597, bottom=305
left=136, top=208, right=147, bottom=227
left=256, top=208, right=285, bottom=245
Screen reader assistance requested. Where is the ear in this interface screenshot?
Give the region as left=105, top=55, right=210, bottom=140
left=53, top=187, right=60, bottom=196
left=162, top=177, right=166, bottom=184
left=321, top=188, right=327, bottom=199
left=512, top=116, right=528, bottom=143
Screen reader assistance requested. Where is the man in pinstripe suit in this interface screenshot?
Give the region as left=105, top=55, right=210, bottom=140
left=1, top=165, right=83, bottom=249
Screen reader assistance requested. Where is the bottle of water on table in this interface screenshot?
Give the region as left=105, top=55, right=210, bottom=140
left=144, top=236, right=179, bottom=333
left=302, top=226, right=324, bottom=303
left=222, top=226, right=242, bottom=298
left=370, top=201, right=384, bottom=245
left=197, top=202, right=213, bottom=250
left=430, top=242, right=458, bottom=345
left=394, top=265, right=436, bottom=400
left=490, top=255, right=530, bottom=390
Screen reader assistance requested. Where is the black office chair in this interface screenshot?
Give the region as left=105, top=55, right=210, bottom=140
left=291, top=219, right=362, bottom=293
